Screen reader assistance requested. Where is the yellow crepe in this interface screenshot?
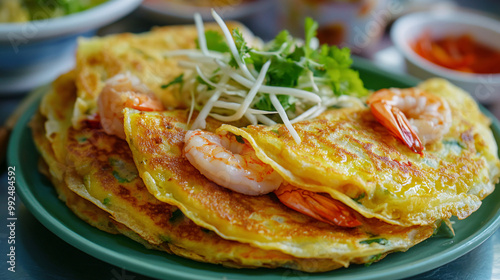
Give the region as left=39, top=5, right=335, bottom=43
left=32, top=20, right=493, bottom=272
left=124, top=108, right=436, bottom=262
left=32, top=112, right=120, bottom=235
left=33, top=73, right=364, bottom=272
left=219, top=78, right=500, bottom=226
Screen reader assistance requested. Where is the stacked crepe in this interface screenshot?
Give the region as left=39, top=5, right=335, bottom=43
left=31, top=22, right=500, bottom=272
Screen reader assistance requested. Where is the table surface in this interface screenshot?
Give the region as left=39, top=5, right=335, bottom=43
left=1, top=7, right=500, bottom=280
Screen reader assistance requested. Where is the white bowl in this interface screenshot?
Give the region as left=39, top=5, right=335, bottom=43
left=391, top=10, right=500, bottom=104
left=0, top=0, right=141, bottom=94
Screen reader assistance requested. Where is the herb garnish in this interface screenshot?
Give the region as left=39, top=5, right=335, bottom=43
left=164, top=10, right=368, bottom=143
left=161, top=73, right=184, bottom=90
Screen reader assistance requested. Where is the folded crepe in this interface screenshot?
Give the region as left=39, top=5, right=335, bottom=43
left=30, top=21, right=499, bottom=273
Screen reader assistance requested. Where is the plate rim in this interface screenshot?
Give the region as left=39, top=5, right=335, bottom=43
left=8, top=58, right=500, bottom=280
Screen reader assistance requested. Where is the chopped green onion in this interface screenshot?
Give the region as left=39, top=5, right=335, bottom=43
left=161, top=74, right=184, bottom=89
left=360, top=238, right=388, bottom=245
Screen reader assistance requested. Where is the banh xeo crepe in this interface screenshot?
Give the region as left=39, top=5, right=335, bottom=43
left=117, top=13, right=499, bottom=233
left=35, top=72, right=363, bottom=271
left=35, top=71, right=437, bottom=269
left=33, top=72, right=158, bottom=245
left=219, top=79, right=500, bottom=226
left=124, top=108, right=436, bottom=260
left=30, top=12, right=499, bottom=273
left=32, top=110, right=138, bottom=238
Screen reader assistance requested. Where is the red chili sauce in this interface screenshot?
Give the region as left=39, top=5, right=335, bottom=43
left=412, top=31, right=500, bottom=74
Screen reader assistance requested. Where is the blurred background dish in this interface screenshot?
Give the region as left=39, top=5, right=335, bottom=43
left=137, top=0, right=277, bottom=41
left=0, top=0, right=108, bottom=23
left=0, top=0, right=142, bottom=95
left=391, top=9, right=500, bottom=104
left=139, top=0, right=273, bottom=23
left=275, top=0, right=391, bottom=56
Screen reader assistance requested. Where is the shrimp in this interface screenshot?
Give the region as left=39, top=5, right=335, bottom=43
left=366, top=88, right=452, bottom=154
left=184, top=129, right=283, bottom=195
left=184, top=129, right=362, bottom=227
left=97, top=72, right=164, bottom=139
left=274, top=184, right=362, bottom=227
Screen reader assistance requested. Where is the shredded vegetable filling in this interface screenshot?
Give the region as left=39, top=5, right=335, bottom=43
left=164, top=10, right=369, bottom=143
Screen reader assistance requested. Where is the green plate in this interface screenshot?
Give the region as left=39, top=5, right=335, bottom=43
left=8, top=57, right=500, bottom=280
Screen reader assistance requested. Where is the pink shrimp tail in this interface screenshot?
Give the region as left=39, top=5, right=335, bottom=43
left=97, top=73, right=165, bottom=139
left=274, top=184, right=362, bottom=228
left=370, top=100, right=424, bottom=155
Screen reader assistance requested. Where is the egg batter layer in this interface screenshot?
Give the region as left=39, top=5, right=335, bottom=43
left=124, top=108, right=436, bottom=261
left=220, top=78, right=500, bottom=226
left=33, top=73, right=374, bottom=272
